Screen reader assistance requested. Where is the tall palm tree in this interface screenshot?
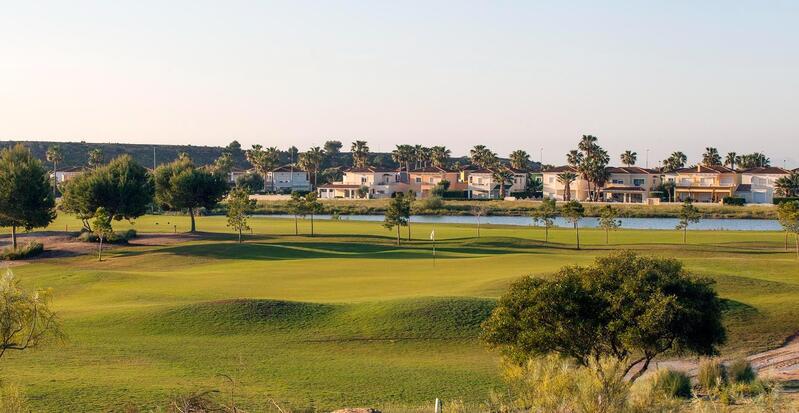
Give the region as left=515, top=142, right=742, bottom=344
left=620, top=150, right=637, bottom=167
left=509, top=150, right=530, bottom=170
left=470, top=145, right=494, bottom=167
left=702, top=147, right=722, bottom=166
left=578, top=135, right=599, bottom=156
left=557, top=172, right=577, bottom=201
left=299, top=146, right=326, bottom=188
left=246, top=144, right=278, bottom=191
left=775, top=172, right=799, bottom=197
left=566, top=150, right=584, bottom=167
left=46, top=144, right=63, bottom=197
left=662, top=151, right=688, bottom=172
left=491, top=168, right=514, bottom=199
left=725, top=152, right=738, bottom=170
left=430, top=146, right=451, bottom=168
left=350, top=140, right=370, bottom=167
left=392, top=144, right=414, bottom=172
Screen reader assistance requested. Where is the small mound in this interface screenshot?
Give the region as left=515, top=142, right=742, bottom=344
left=144, top=299, right=336, bottom=335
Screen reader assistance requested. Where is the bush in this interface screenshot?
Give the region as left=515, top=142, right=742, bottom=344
left=649, top=369, right=692, bottom=399
left=722, top=196, right=746, bottom=206
left=698, top=358, right=728, bottom=391
left=418, top=196, right=444, bottom=211
left=774, top=197, right=799, bottom=205
left=77, top=229, right=137, bottom=244
left=728, top=358, right=756, bottom=384
left=0, top=241, right=44, bottom=260
left=510, top=191, right=535, bottom=199
left=442, top=190, right=469, bottom=199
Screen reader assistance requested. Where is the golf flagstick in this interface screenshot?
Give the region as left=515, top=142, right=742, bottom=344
left=430, top=228, right=436, bottom=267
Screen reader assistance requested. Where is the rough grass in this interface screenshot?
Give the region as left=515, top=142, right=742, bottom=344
left=1, top=214, right=798, bottom=411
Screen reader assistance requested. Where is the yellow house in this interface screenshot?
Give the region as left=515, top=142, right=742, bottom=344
left=408, top=166, right=466, bottom=198
left=663, top=165, right=740, bottom=203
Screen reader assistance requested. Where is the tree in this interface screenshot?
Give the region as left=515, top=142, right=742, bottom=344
left=304, top=192, right=322, bottom=237
left=509, top=150, right=530, bottom=170
left=287, top=146, right=299, bottom=163
left=561, top=201, right=585, bottom=249
left=92, top=207, right=113, bottom=261
left=0, top=268, right=63, bottom=361
left=324, top=140, right=343, bottom=155
left=472, top=205, right=489, bottom=238
left=212, top=152, right=234, bottom=175
left=430, top=146, right=451, bottom=168
left=60, top=155, right=153, bottom=230
left=737, top=152, right=770, bottom=169
left=532, top=198, right=557, bottom=243
left=235, top=172, right=264, bottom=193
left=405, top=190, right=416, bottom=240
left=87, top=148, right=104, bottom=169
left=620, top=150, right=637, bottom=167
left=702, top=147, right=722, bottom=166
left=676, top=199, right=701, bottom=244
left=0, top=144, right=56, bottom=250
left=566, top=150, right=584, bottom=167
left=246, top=145, right=278, bottom=191
left=776, top=201, right=799, bottom=258
left=598, top=205, right=622, bottom=245
left=287, top=191, right=304, bottom=235
left=492, top=168, right=514, bottom=199
left=351, top=140, right=370, bottom=168
left=557, top=172, right=577, bottom=201
left=298, top=147, right=326, bottom=188
left=383, top=193, right=409, bottom=245
left=46, top=145, right=64, bottom=197
left=226, top=186, right=255, bottom=243
left=392, top=144, right=415, bottom=173
left=662, top=152, right=687, bottom=172
left=775, top=172, right=799, bottom=197
left=153, top=157, right=228, bottom=233
left=481, top=251, right=726, bottom=382
left=470, top=145, right=496, bottom=168
left=725, top=152, right=737, bottom=170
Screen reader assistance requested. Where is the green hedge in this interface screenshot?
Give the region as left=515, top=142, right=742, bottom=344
left=442, top=190, right=469, bottom=200
left=774, top=197, right=799, bottom=205
left=722, top=197, right=746, bottom=206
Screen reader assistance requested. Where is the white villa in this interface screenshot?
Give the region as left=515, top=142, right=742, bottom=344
left=736, top=167, right=793, bottom=204
left=542, top=166, right=590, bottom=201
left=466, top=168, right=527, bottom=199
left=266, top=165, right=312, bottom=192
left=317, top=167, right=409, bottom=199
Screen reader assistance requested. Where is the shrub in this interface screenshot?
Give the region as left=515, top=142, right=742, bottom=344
left=728, top=358, right=756, bottom=384
left=649, top=369, right=692, bottom=399
left=774, top=197, right=799, bottom=205
left=722, top=196, right=746, bottom=206
left=0, top=241, right=44, bottom=260
left=442, top=190, right=469, bottom=200
left=419, top=196, right=444, bottom=211
left=698, top=358, right=728, bottom=391
left=77, top=229, right=137, bottom=244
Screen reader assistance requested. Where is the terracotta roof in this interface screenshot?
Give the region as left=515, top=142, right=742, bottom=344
left=59, top=166, right=86, bottom=173
left=409, top=166, right=455, bottom=173
left=344, top=167, right=398, bottom=173
left=673, top=165, right=736, bottom=174
left=740, top=167, right=792, bottom=175
left=543, top=165, right=580, bottom=173
left=606, top=166, right=659, bottom=174
left=272, top=165, right=307, bottom=173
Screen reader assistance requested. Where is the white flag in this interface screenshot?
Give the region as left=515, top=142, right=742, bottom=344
left=429, top=230, right=435, bottom=240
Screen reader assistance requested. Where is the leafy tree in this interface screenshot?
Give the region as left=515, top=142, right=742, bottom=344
left=557, top=172, right=577, bottom=201
left=532, top=198, right=557, bottom=243
left=212, top=152, right=234, bottom=175
left=676, top=199, right=701, bottom=244
left=225, top=140, right=242, bottom=155
left=87, top=148, right=104, bottom=169
left=92, top=207, right=113, bottom=261
left=245, top=145, right=278, bottom=191
left=620, top=150, right=637, bottom=167
left=357, top=186, right=369, bottom=199
left=350, top=140, right=370, bottom=168
left=323, top=140, right=342, bottom=155
left=60, top=155, right=153, bottom=230
left=509, top=150, right=530, bottom=170
left=561, top=200, right=585, bottom=249
left=304, top=192, right=322, bottom=237
left=724, top=152, right=737, bottom=169
left=235, top=172, right=264, bottom=193
left=0, top=268, right=63, bottom=361
left=405, top=190, right=416, bottom=240
left=430, top=146, right=451, bottom=168
left=298, top=147, right=326, bottom=188
left=226, top=186, right=255, bottom=243
left=46, top=145, right=64, bottom=197
left=662, top=151, right=687, bottom=172
left=702, top=147, right=722, bottom=166
left=492, top=168, right=514, bottom=199
left=775, top=172, right=799, bottom=197
left=777, top=201, right=799, bottom=258
left=287, top=191, right=304, bottom=235
left=153, top=157, right=228, bottom=232
left=383, top=193, right=410, bottom=245
left=0, top=144, right=56, bottom=249
left=481, top=251, right=726, bottom=382
left=598, top=205, right=622, bottom=244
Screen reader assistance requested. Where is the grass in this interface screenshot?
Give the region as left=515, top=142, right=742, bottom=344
left=1, top=214, right=799, bottom=411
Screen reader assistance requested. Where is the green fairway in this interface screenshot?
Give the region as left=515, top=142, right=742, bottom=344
left=2, top=215, right=799, bottom=411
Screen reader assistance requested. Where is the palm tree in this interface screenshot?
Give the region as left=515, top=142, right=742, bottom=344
left=509, top=150, right=530, bottom=170
left=702, top=147, right=722, bottom=166
left=557, top=172, right=577, bottom=201
left=392, top=144, right=415, bottom=172
left=662, top=151, right=688, bottom=172
left=491, top=168, right=514, bottom=199
left=87, top=148, right=104, bottom=169
left=620, top=150, right=637, bottom=167
left=246, top=144, right=278, bottom=191
left=430, top=146, right=451, bottom=168
left=298, top=147, right=326, bottom=188
left=578, top=135, right=599, bottom=156
left=351, top=140, right=370, bottom=167
left=46, top=144, right=63, bottom=197
left=470, top=145, right=489, bottom=167
left=725, top=152, right=738, bottom=170
left=775, top=172, right=799, bottom=197
left=566, top=150, right=584, bottom=167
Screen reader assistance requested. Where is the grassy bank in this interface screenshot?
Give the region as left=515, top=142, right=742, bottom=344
left=252, top=199, right=779, bottom=219
left=1, top=215, right=798, bottom=411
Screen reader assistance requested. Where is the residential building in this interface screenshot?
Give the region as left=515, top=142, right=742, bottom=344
left=227, top=167, right=252, bottom=184
left=600, top=167, right=662, bottom=203
left=541, top=166, right=590, bottom=201
left=663, top=165, right=740, bottom=203
left=466, top=168, right=528, bottom=199
left=736, top=167, right=792, bottom=204
left=317, top=167, right=409, bottom=199
left=408, top=166, right=465, bottom=198
left=52, top=166, right=85, bottom=183
left=266, top=165, right=312, bottom=192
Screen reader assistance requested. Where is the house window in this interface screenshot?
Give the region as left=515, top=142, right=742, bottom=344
left=415, top=177, right=422, bottom=183
left=361, top=177, right=367, bottom=184
left=429, top=177, right=435, bottom=183
left=633, top=178, right=645, bottom=186
left=612, top=179, right=624, bottom=185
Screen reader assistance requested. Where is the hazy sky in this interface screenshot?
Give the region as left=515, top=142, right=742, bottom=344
left=1, top=1, right=797, bottom=167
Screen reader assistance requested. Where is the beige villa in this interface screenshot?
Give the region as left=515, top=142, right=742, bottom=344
left=663, top=165, right=740, bottom=203
left=318, top=167, right=409, bottom=199
left=541, top=166, right=590, bottom=201
left=601, top=167, right=662, bottom=204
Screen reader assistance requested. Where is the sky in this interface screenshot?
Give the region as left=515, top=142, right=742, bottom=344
left=1, top=0, right=797, bottom=167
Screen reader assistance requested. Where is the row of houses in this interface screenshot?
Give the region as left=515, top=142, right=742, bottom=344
left=317, top=166, right=531, bottom=199
left=542, top=165, right=798, bottom=204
